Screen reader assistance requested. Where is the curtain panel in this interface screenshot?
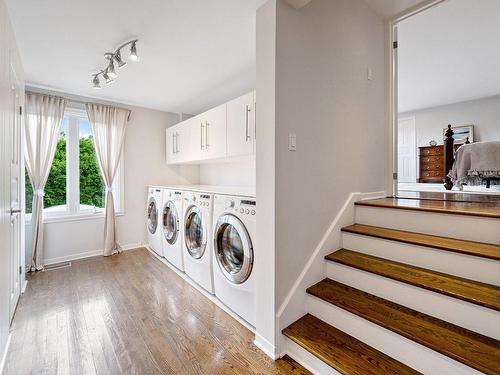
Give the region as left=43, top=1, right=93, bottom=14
left=24, top=93, right=67, bottom=271
left=86, top=103, right=130, bottom=256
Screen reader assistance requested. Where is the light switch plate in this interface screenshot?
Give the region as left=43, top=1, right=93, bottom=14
left=288, top=133, right=297, bottom=151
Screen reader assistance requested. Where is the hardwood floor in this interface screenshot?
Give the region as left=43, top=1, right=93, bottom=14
left=4, top=248, right=296, bottom=375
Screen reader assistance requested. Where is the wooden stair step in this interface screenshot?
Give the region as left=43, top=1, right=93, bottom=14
left=275, top=355, right=312, bottom=375
left=326, top=249, right=500, bottom=311
left=307, top=279, right=500, bottom=375
left=355, top=197, right=500, bottom=218
left=342, top=223, right=500, bottom=260
left=282, top=314, right=420, bottom=375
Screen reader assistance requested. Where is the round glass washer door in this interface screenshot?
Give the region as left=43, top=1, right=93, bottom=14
left=214, top=214, right=253, bottom=284
left=147, top=197, right=158, bottom=234
left=184, top=206, right=206, bottom=259
left=162, top=201, right=179, bottom=245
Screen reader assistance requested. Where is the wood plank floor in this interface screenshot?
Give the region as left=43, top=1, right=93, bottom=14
left=4, top=248, right=296, bottom=375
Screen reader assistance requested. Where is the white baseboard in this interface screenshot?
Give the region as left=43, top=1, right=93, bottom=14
left=254, top=332, right=279, bottom=360
left=43, top=242, right=143, bottom=265
left=0, top=333, right=12, bottom=375
left=144, top=246, right=255, bottom=334
left=21, top=279, right=28, bottom=294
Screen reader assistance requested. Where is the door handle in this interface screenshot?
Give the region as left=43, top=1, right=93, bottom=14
left=206, top=121, right=210, bottom=149
left=200, top=122, right=205, bottom=149
left=245, top=105, right=251, bottom=141
left=10, top=208, right=22, bottom=215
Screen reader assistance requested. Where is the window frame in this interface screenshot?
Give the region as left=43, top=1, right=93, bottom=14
left=25, top=105, right=125, bottom=223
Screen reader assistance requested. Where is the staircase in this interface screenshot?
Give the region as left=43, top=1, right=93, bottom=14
left=282, top=197, right=500, bottom=375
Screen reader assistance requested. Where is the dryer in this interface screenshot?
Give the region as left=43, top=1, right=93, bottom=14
left=147, top=187, right=163, bottom=257
left=182, top=191, right=214, bottom=293
left=212, top=194, right=256, bottom=326
left=161, top=189, right=184, bottom=271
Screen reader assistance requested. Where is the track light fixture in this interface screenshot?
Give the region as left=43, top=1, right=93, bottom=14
left=92, top=39, right=139, bottom=88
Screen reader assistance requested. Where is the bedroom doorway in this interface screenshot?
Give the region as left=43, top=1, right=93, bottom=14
left=392, top=0, right=500, bottom=201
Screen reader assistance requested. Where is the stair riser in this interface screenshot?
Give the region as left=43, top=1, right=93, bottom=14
left=283, top=336, right=341, bottom=375
left=326, top=262, right=500, bottom=339
left=342, top=233, right=500, bottom=286
left=355, top=206, right=500, bottom=244
left=306, top=295, right=484, bottom=375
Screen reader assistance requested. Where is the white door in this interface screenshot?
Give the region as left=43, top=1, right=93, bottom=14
left=397, top=117, right=416, bottom=183
left=202, top=104, right=227, bottom=160
left=9, top=64, right=23, bottom=321
left=227, top=92, right=255, bottom=157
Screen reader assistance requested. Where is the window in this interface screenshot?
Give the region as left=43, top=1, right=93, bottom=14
left=25, top=107, right=123, bottom=220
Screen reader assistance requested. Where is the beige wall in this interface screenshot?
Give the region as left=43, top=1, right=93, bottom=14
left=274, top=0, right=386, bottom=308
left=0, top=0, right=24, bottom=364
left=400, top=94, right=500, bottom=147
left=26, top=103, right=199, bottom=264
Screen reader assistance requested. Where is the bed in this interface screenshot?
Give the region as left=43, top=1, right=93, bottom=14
left=444, top=125, right=500, bottom=190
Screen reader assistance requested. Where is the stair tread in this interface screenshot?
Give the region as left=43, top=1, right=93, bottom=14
left=276, top=355, right=312, bottom=375
left=342, top=223, right=500, bottom=260
left=355, top=197, right=500, bottom=218
left=307, top=279, right=500, bottom=375
left=326, top=249, right=500, bottom=311
left=283, top=314, right=421, bottom=375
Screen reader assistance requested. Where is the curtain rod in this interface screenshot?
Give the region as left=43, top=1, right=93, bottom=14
left=25, top=89, right=133, bottom=118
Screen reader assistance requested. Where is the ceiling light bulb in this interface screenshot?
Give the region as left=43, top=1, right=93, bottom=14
left=92, top=75, right=101, bottom=89
left=114, top=50, right=127, bottom=68
left=108, top=60, right=117, bottom=78
left=129, top=41, right=138, bottom=61
left=103, top=72, right=113, bottom=85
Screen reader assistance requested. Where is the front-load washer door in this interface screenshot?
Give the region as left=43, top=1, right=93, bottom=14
left=214, top=214, right=253, bottom=284
left=162, top=201, right=179, bottom=245
left=184, top=206, right=206, bottom=259
left=147, top=197, right=158, bottom=234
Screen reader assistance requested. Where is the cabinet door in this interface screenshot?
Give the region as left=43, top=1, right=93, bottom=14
left=203, top=104, right=227, bottom=160
left=227, top=92, right=255, bottom=157
left=166, top=122, right=191, bottom=164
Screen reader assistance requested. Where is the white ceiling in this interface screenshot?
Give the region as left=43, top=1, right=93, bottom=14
left=398, top=0, right=500, bottom=112
left=6, top=0, right=267, bottom=114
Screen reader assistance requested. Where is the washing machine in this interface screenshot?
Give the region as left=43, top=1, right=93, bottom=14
left=212, top=194, right=256, bottom=326
left=161, top=189, right=184, bottom=271
left=147, top=187, right=163, bottom=257
left=182, top=191, right=214, bottom=293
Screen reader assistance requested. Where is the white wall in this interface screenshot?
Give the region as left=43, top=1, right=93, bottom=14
left=25, top=104, right=199, bottom=265
left=400, top=94, right=500, bottom=147
left=0, top=0, right=24, bottom=368
left=274, top=0, right=386, bottom=308
left=198, top=156, right=256, bottom=187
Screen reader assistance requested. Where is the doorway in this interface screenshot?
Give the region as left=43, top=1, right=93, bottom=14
left=392, top=0, right=500, bottom=202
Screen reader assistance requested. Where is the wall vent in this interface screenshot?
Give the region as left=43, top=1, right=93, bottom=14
left=42, top=261, right=72, bottom=271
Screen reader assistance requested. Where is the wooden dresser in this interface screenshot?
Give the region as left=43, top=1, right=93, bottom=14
left=418, top=145, right=444, bottom=183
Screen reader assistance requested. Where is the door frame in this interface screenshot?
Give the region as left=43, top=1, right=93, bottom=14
left=387, top=0, right=448, bottom=197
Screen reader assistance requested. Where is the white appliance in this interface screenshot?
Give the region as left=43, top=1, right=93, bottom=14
left=212, top=194, right=256, bottom=326
left=161, top=189, right=184, bottom=271
left=182, top=191, right=215, bottom=293
left=147, top=187, right=163, bottom=257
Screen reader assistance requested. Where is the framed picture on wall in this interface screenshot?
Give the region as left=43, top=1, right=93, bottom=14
left=443, top=124, right=474, bottom=143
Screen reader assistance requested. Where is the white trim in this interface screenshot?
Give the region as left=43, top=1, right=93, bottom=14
left=254, top=332, right=279, bottom=360
left=42, top=242, right=142, bottom=265
left=0, top=333, right=12, bottom=375
left=21, top=280, right=28, bottom=294
left=276, top=191, right=385, bottom=318
left=25, top=211, right=124, bottom=224
left=145, top=247, right=256, bottom=334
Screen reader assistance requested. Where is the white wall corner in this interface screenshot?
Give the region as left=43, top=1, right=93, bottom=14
left=283, top=0, right=313, bottom=9
left=275, top=191, right=386, bottom=335
left=254, top=332, right=280, bottom=360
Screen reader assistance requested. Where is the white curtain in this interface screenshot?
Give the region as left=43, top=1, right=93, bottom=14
left=24, top=93, right=67, bottom=271
left=86, top=103, right=130, bottom=256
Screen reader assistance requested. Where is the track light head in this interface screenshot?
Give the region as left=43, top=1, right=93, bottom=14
left=108, top=60, right=117, bottom=78
left=114, top=50, right=127, bottom=68
left=92, top=75, right=101, bottom=89
left=102, top=71, right=113, bottom=85
left=129, top=41, right=138, bottom=61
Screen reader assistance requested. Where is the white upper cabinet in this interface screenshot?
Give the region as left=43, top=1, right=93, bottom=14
left=227, top=91, right=255, bottom=157
left=166, top=91, right=255, bottom=165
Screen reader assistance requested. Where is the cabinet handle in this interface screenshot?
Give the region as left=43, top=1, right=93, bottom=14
left=206, top=121, right=210, bottom=149
left=175, top=132, right=179, bottom=154
left=254, top=101, right=257, bottom=140
left=200, top=122, right=204, bottom=149
left=245, top=105, right=251, bottom=141
left=172, top=133, right=176, bottom=154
